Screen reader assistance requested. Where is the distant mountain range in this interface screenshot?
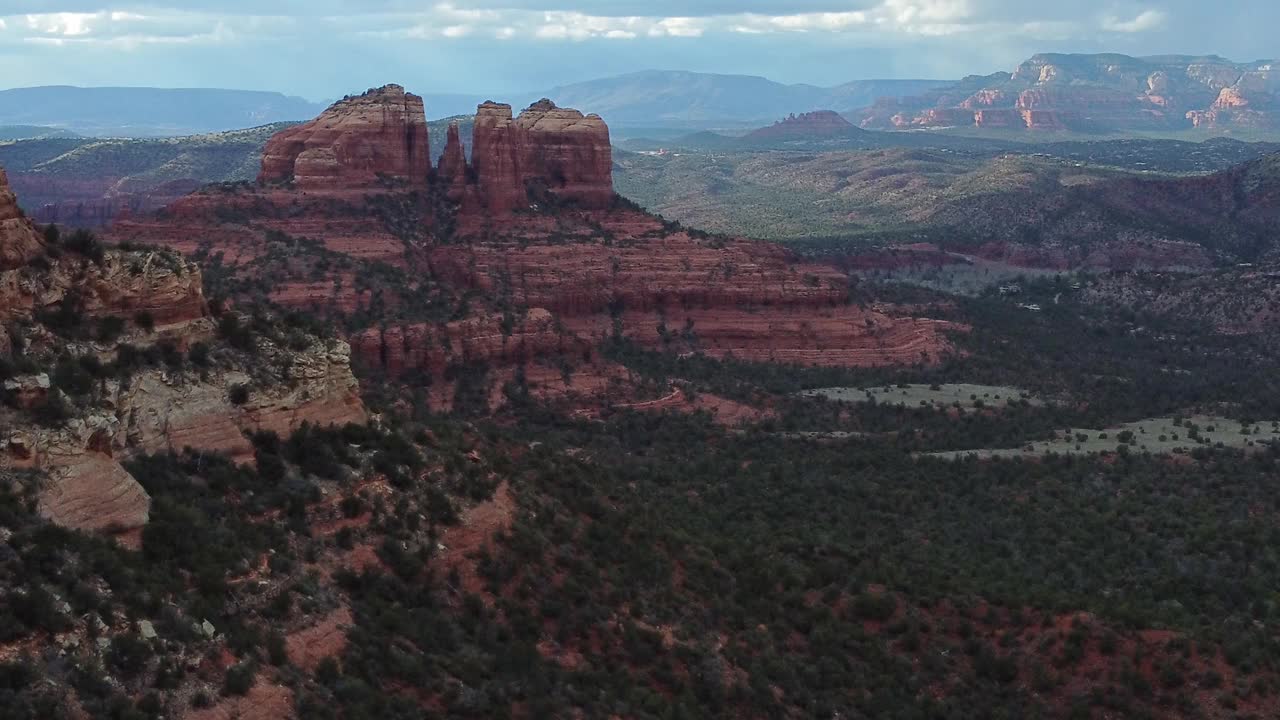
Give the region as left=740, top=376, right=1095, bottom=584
left=5, top=56, right=1279, bottom=139
left=1, top=73, right=950, bottom=138
left=0, top=125, right=81, bottom=141
left=529, top=71, right=947, bottom=128
left=0, top=86, right=328, bottom=137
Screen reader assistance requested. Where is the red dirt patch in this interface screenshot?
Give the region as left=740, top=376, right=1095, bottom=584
left=186, top=679, right=294, bottom=720
left=438, top=481, right=516, bottom=600
left=286, top=605, right=353, bottom=672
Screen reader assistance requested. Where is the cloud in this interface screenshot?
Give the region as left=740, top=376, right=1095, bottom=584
left=0, top=2, right=1196, bottom=50
left=1, top=1, right=1277, bottom=101
left=25, top=11, right=96, bottom=36
left=1101, top=9, right=1167, bottom=33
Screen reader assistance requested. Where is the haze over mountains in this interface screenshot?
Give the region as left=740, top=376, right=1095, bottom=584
left=0, top=71, right=946, bottom=137
left=5, top=53, right=1277, bottom=139
left=857, top=54, right=1279, bottom=134
left=0, top=86, right=327, bottom=138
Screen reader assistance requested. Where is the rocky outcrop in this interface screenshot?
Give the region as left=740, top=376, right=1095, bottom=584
left=0, top=167, right=44, bottom=270
left=0, top=247, right=207, bottom=328
left=6, top=416, right=151, bottom=533
left=259, top=84, right=430, bottom=190
left=468, top=99, right=613, bottom=212
left=116, top=339, right=366, bottom=460
left=1, top=336, right=366, bottom=533
left=973, top=109, right=1021, bottom=129
left=960, top=89, right=1010, bottom=109
left=747, top=111, right=856, bottom=140
left=438, top=121, right=469, bottom=201
left=425, top=210, right=960, bottom=368
left=909, top=108, right=975, bottom=128
left=1188, top=86, right=1278, bottom=129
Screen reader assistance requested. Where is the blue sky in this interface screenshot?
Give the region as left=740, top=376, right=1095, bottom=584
left=1, top=1, right=1276, bottom=98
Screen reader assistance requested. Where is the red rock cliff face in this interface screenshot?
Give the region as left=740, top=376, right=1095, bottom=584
left=259, top=84, right=430, bottom=190
left=857, top=53, right=1278, bottom=132
left=0, top=168, right=45, bottom=270
left=438, top=121, right=469, bottom=202
left=468, top=99, right=613, bottom=213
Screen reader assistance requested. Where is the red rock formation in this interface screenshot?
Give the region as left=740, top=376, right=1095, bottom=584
left=1019, top=110, right=1071, bottom=130
left=421, top=210, right=961, bottom=369
left=438, top=120, right=469, bottom=201
left=117, top=339, right=366, bottom=461
left=973, top=110, right=1021, bottom=129
left=1214, top=87, right=1254, bottom=109
left=960, top=89, right=1010, bottom=109
left=110, top=186, right=412, bottom=269
left=469, top=99, right=613, bottom=213
left=259, top=84, right=430, bottom=190
left=855, top=54, right=1279, bottom=132
left=911, top=108, right=976, bottom=127
left=0, top=168, right=44, bottom=270
left=0, top=247, right=207, bottom=328
left=747, top=111, right=856, bottom=139
left=110, top=86, right=958, bottom=423
left=351, top=309, right=578, bottom=378
left=1188, top=86, right=1278, bottom=129
left=564, top=305, right=957, bottom=368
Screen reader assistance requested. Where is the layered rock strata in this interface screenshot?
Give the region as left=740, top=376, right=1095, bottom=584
left=259, top=84, right=430, bottom=190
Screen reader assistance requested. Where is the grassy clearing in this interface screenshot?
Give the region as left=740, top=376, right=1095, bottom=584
left=930, top=415, right=1280, bottom=459
left=799, top=383, right=1043, bottom=411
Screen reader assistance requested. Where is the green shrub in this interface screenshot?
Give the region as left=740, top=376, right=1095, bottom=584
left=222, top=661, right=256, bottom=696
left=229, top=384, right=250, bottom=405
left=134, top=311, right=155, bottom=333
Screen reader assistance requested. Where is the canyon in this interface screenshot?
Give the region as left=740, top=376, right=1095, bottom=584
left=8, top=69, right=1280, bottom=720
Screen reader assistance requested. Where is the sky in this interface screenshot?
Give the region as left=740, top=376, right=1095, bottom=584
left=1, top=1, right=1276, bottom=99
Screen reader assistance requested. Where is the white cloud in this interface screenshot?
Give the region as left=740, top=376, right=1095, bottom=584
left=1101, top=9, right=1167, bottom=33
left=649, top=17, right=705, bottom=38
left=26, top=11, right=96, bottom=36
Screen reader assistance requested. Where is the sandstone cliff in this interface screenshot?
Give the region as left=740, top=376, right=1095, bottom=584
left=468, top=99, right=613, bottom=212
left=110, top=85, right=958, bottom=416
left=856, top=53, right=1278, bottom=132
left=2, top=196, right=365, bottom=536
left=0, top=167, right=45, bottom=270
left=438, top=121, right=469, bottom=201
left=259, top=84, right=430, bottom=190
left=0, top=246, right=207, bottom=328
